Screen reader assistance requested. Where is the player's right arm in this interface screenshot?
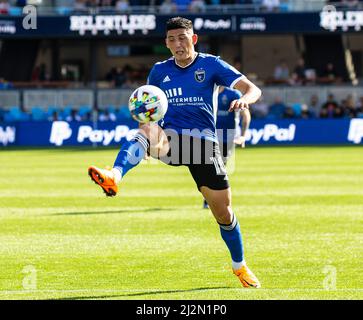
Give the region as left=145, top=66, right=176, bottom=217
left=229, top=78, right=261, bottom=112
left=211, top=56, right=261, bottom=112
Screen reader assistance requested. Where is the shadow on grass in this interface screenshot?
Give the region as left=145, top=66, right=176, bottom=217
left=51, top=207, right=173, bottom=216
left=52, top=286, right=231, bottom=300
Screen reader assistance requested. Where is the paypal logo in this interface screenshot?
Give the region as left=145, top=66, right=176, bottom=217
left=246, top=124, right=296, bottom=145
left=49, top=121, right=137, bottom=146
left=194, top=18, right=231, bottom=31
left=0, top=126, right=15, bottom=146
left=348, top=118, right=363, bottom=144
left=49, top=121, right=72, bottom=146
left=77, top=125, right=137, bottom=145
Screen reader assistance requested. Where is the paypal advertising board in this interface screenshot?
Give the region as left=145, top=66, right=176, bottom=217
left=0, top=120, right=139, bottom=147
left=0, top=119, right=363, bottom=147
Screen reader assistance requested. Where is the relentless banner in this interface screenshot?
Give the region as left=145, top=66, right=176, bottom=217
left=1, top=10, right=363, bottom=38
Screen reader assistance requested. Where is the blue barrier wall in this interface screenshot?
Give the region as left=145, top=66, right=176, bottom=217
left=1, top=119, right=363, bottom=147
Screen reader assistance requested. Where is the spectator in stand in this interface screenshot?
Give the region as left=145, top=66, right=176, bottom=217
left=343, top=94, right=358, bottom=118
left=291, top=57, right=307, bottom=85
left=66, top=109, right=82, bottom=122
left=283, top=106, right=295, bottom=119
left=300, top=104, right=314, bottom=119
left=100, top=0, right=113, bottom=7
left=268, top=96, right=287, bottom=119
left=319, top=62, right=342, bottom=84
left=74, top=0, right=87, bottom=10
left=319, top=94, right=342, bottom=118
left=357, top=96, right=363, bottom=109
left=35, top=63, right=51, bottom=81
left=261, top=0, right=280, bottom=12
left=342, top=0, right=359, bottom=8
left=251, top=96, right=268, bottom=119
left=189, top=0, right=206, bottom=12
left=0, top=0, right=10, bottom=14
left=115, top=0, right=130, bottom=12
left=99, top=109, right=117, bottom=121
left=80, top=111, right=92, bottom=121
left=0, top=78, right=13, bottom=89
left=105, top=67, right=115, bottom=82
left=86, top=0, right=99, bottom=8
left=308, top=94, right=321, bottom=118
left=357, top=96, right=363, bottom=118
left=159, top=0, right=178, bottom=13
left=112, top=66, right=127, bottom=88
left=48, top=110, right=61, bottom=122
left=273, top=59, right=290, bottom=82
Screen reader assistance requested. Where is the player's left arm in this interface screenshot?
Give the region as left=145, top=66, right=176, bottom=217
left=229, top=78, right=261, bottom=112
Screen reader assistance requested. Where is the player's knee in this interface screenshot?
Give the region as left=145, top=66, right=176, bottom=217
left=209, top=202, right=233, bottom=225
left=215, top=209, right=234, bottom=225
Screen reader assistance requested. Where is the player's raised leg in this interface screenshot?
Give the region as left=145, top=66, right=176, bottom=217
left=88, top=123, right=168, bottom=196
left=201, top=186, right=261, bottom=288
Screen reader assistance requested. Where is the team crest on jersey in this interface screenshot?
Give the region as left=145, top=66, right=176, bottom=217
left=194, top=69, right=205, bottom=82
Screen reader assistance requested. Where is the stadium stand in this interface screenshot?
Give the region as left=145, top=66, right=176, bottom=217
left=1, top=86, right=363, bottom=122
left=1, top=0, right=363, bottom=122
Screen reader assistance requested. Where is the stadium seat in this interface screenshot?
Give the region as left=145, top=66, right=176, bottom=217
left=4, top=107, right=30, bottom=122
left=8, top=7, right=22, bottom=16
left=61, top=106, right=72, bottom=119
left=47, top=106, right=58, bottom=116
left=292, top=103, right=302, bottom=117
left=279, top=3, right=290, bottom=12
left=56, top=7, right=72, bottom=15
left=31, top=107, right=46, bottom=121
left=117, top=106, right=132, bottom=121
left=107, top=106, right=117, bottom=114
left=78, top=106, right=92, bottom=117
left=0, top=108, right=5, bottom=122
left=269, top=104, right=285, bottom=119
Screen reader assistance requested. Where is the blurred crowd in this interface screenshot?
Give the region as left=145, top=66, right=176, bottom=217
left=1, top=91, right=363, bottom=123
left=251, top=93, right=363, bottom=120
left=1, top=0, right=363, bottom=16
left=105, top=64, right=147, bottom=89
left=267, top=58, right=344, bottom=86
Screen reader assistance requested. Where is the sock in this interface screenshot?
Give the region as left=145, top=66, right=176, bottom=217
left=219, top=214, right=244, bottom=270
left=113, top=133, right=149, bottom=179
left=111, top=168, right=122, bottom=184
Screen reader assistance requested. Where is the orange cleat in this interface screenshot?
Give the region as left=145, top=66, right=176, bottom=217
left=88, top=166, right=118, bottom=197
left=233, top=264, right=261, bottom=288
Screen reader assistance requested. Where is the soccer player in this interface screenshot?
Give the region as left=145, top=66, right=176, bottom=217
left=203, top=86, right=251, bottom=209
left=88, top=17, right=261, bottom=288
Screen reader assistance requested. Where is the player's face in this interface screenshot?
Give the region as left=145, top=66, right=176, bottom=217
left=166, top=28, right=198, bottom=66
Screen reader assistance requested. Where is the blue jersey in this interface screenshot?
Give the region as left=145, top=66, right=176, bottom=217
left=147, top=53, right=244, bottom=142
left=216, top=88, right=242, bottom=143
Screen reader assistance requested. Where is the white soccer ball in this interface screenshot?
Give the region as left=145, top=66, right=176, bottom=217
left=128, top=85, right=168, bottom=123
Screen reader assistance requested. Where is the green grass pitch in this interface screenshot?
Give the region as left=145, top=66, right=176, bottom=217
left=0, top=146, right=362, bottom=300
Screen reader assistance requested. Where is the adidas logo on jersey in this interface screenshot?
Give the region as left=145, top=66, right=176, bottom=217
left=163, top=75, right=171, bottom=83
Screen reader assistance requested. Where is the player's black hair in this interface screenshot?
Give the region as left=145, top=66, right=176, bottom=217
left=166, top=17, right=193, bottom=32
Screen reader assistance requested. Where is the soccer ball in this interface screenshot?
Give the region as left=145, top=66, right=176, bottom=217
left=128, top=85, right=168, bottom=123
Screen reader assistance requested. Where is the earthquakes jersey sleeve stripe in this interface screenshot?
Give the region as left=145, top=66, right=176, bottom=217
left=230, top=75, right=246, bottom=90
